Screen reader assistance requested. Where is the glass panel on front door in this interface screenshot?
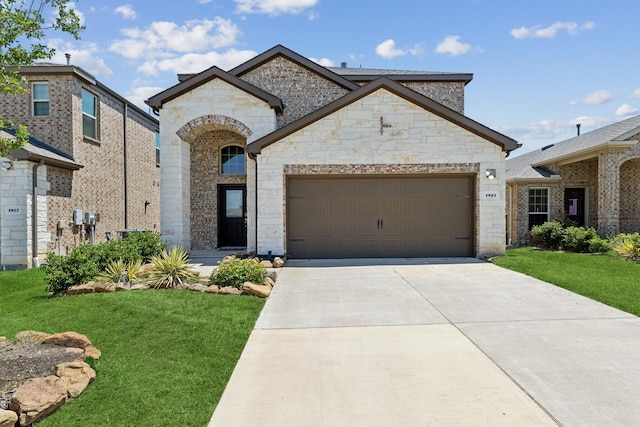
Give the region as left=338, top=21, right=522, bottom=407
left=226, top=190, right=244, bottom=218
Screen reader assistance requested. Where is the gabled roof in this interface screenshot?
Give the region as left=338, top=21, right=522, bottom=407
left=228, top=44, right=360, bottom=91
left=146, top=66, right=284, bottom=112
left=327, top=66, right=473, bottom=85
left=506, top=115, right=640, bottom=181
left=246, top=77, right=519, bottom=154
left=1, top=129, right=83, bottom=170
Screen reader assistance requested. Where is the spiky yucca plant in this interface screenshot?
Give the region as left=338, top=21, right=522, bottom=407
left=96, top=258, right=143, bottom=283
left=148, top=246, right=200, bottom=289
left=613, top=233, right=640, bottom=261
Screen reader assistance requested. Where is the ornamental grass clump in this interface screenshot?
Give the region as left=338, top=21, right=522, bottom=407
left=148, top=246, right=199, bottom=289
left=613, top=233, right=640, bottom=261
left=96, top=258, right=143, bottom=283
left=210, top=257, right=267, bottom=289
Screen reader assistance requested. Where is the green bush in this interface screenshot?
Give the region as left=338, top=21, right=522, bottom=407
left=124, top=231, right=166, bottom=262
left=44, top=233, right=160, bottom=294
left=589, top=237, right=612, bottom=254
left=531, top=221, right=565, bottom=250
left=147, top=246, right=199, bottom=289
left=561, top=226, right=598, bottom=253
left=210, top=257, right=266, bottom=289
left=613, top=233, right=640, bottom=261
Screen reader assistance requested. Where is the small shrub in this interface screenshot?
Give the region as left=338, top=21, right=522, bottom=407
left=147, top=246, right=199, bottom=289
left=45, top=248, right=100, bottom=294
left=560, top=226, right=598, bottom=253
left=124, top=231, right=167, bottom=262
left=211, top=257, right=266, bottom=289
left=96, top=258, right=143, bottom=283
left=613, top=233, right=640, bottom=261
left=531, top=221, right=565, bottom=250
left=589, top=237, right=612, bottom=254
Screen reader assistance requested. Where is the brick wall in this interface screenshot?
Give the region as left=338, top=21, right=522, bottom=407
left=0, top=68, right=159, bottom=266
left=239, top=56, right=350, bottom=128
left=401, top=81, right=465, bottom=114
left=190, top=129, right=246, bottom=249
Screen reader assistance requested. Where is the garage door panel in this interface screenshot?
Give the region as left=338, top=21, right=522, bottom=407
left=286, top=177, right=474, bottom=258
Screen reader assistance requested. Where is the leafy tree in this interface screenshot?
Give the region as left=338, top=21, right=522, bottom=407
left=0, top=0, right=84, bottom=156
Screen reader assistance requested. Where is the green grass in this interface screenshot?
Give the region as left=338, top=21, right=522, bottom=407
left=492, top=247, right=640, bottom=316
left=0, top=268, right=265, bottom=427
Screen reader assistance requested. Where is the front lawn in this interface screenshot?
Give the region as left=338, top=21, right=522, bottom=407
left=492, top=247, right=640, bottom=316
left=0, top=268, right=265, bottom=426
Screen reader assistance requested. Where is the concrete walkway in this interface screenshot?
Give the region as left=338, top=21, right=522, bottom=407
left=208, top=258, right=640, bottom=426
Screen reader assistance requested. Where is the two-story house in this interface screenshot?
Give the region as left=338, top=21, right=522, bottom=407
left=0, top=63, right=160, bottom=269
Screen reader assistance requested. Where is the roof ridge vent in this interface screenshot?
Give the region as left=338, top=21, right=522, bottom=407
left=541, top=144, right=555, bottom=151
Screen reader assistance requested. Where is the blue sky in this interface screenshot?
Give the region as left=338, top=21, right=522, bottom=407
left=43, top=0, right=639, bottom=156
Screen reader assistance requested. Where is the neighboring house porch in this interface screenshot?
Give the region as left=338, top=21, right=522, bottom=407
left=506, top=115, right=640, bottom=245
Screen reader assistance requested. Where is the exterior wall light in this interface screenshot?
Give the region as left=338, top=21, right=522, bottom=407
left=485, top=169, right=496, bottom=180
left=1, top=160, right=14, bottom=171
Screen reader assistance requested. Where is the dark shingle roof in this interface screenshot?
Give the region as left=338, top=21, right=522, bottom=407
left=506, top=115, right=640, bottom=181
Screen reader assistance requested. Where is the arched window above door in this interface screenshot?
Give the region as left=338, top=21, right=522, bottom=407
left=221, top=145, right=245, bottom=175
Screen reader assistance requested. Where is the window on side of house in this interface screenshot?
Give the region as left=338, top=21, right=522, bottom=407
left=81, top=89, right=98, bottom=139
left=155, top=132, right=160, bottom=167
left=220, top=145, right=245, bottom=175
left=32, top=82, right=49, bottom=116
left=528, top=188, right=549, bottom=229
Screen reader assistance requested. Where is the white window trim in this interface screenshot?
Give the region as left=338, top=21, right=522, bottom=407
left=528, top=187, right=550, bottom=225
left=32, top=82, right=49, bottom=117
left=82, top=89, right=98, bottom=140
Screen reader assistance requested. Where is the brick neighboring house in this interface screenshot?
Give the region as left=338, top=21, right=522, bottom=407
left=0, top=64, right=160, bottom=269
left=147, top=45, right=518, bottom=259
left=505, top=115, right=640, bottom=245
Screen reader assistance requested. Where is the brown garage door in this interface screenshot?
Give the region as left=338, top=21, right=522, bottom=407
left=286, top=176, right=474, bottom=258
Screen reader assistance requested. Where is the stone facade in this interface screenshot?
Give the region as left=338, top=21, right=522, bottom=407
left=150, top=46, right=513, bottom=258
left=0, top=66, right=159, bottom=268
left=257, top=88, right=505, bottom=258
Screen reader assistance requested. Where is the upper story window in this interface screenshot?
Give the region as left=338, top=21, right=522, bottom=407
left=82, top=89, right=98, bottom=139
left=155, top=132, right=160, bottom=167
left=32, top=82, right=49, bottom=116
left=221, top=145, right=245, bottom=175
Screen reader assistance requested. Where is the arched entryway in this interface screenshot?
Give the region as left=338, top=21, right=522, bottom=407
left=177, top=115, right=252, bottom=250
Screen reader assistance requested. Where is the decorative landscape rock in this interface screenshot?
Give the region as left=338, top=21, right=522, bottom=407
left=43, top=332, right=91, bottom=349
left=242, top=281, right=272, bottom=298
left=272, top=257, right=285, bottom=268
left=260, top=260, right=273, bottom=268
left=188, top=283, right=209, bottom=292
left=10, top=376, right=67, bottom=426
left=266, top=271, right=278, bottom=282
left=15, top=331, right=50, bottom=344
left=94, top=282, right=116, bottom=293
left=0, top=409, right=18, bottom=427
left=205, top=285, right=220, bottom=294
left=83, top=346, right=101, bottom=360
left=56, top=362, right=96, bottom=398
left=263, top=277, right=275, bottom=289
left=66, top=283, right=95, bottom=295
left=218, top=286, right=242, bottom=295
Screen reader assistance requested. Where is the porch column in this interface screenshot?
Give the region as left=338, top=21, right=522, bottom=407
left=597, top=152, right=620, bottom=235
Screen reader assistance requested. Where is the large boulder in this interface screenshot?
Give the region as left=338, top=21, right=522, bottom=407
left=10, top=376, right=67, bottom=426
left=242, top=282, right=272, bottom=298
left=272, top=257, right=285, bottom=268
left=42, top=332, right=91, bottom=349
left=56, top=361, right=96, bottom=398
left=260, top=260, right=273, bottom=268
left=0, top=409, right=18, bottom=427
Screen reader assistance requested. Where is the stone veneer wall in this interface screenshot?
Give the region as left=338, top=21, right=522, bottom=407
left=190, top=129, right=246, bottom=249
left=239, top=56, right=350, bottom=128
left=159, top=78, right=277, bottom=251
left=0, top=71, right=159, bottom=266
left=256, top=88, right=506, bottom=258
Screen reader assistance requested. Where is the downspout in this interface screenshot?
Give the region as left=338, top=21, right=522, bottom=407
left=123, top=102, right=128, bottom=229
left=254, top=154, right=258, bottom=253
left=32, top=160, right=45, bottom=267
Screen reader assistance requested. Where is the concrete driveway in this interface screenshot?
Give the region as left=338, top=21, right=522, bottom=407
left=209, top=258, right=640, bottom=427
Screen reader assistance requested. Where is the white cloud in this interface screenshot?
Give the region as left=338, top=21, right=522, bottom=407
left=570, top=90, right=613, bottom=105
left=631, top=88, right=640, bottom=98
left=409, top=44, right=426, bottom=58
left=615, top=104, right=638, bottom=117
left=198, top=0, right=214, bottom=3
left=307, top=10, right=319, bottom=20
left=235, top=0, right=318, bottom=15
left=500, top=115, right=613, bottom=142
left=434, top=35, right=474, bottom=56
left=137, top=49, right=257, bottom=76
left=109, top=18, right=240, bottom=59
left=375, top=39, right=406, bottom=59
left=309, top=57, right=334, bottom=67
left=114, top=4, right=137, bottom=20
left=511, top=21, right=595, bottom=39
left=47, top=39, right=113, bottom=77
left=126, top=85, right=166, bottom=110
